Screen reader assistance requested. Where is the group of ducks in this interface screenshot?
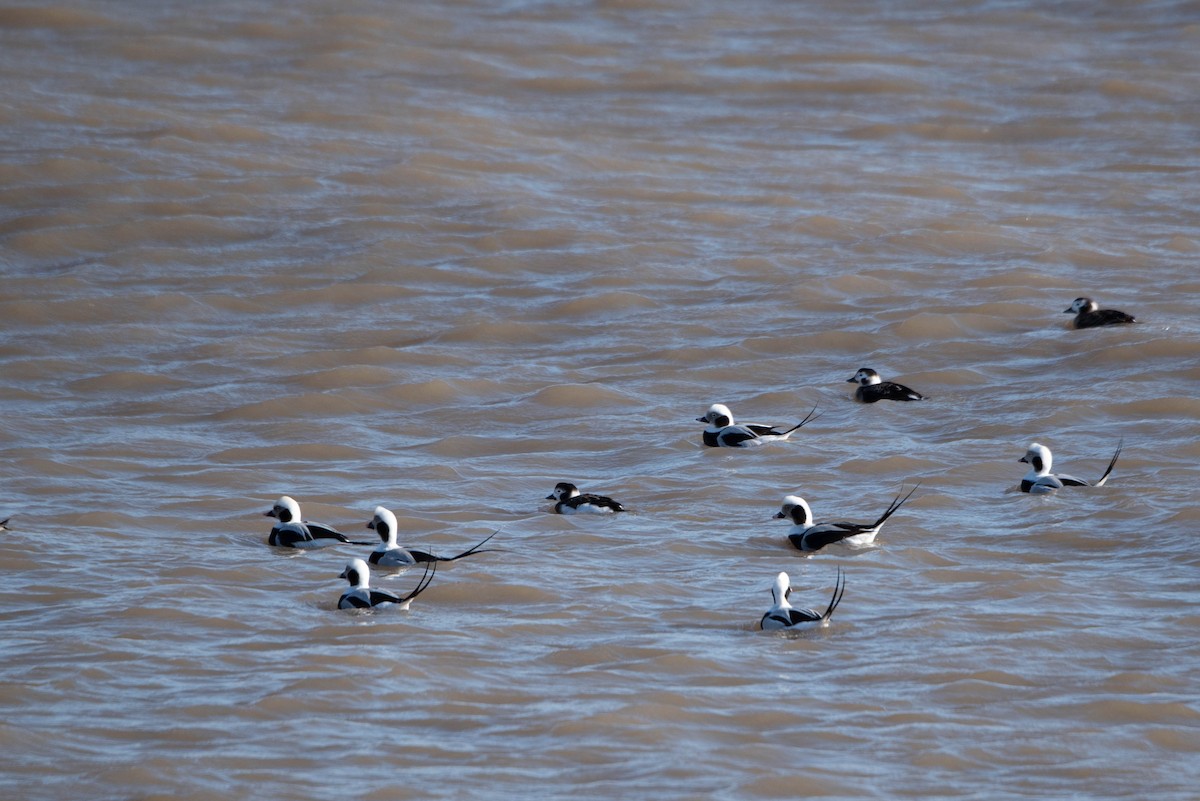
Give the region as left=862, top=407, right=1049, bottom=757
left=558, top=297, right=1134, bottom=631
left=264, top=495, right=497, bottom=609
left=264, top=296, right=1136, bottom=628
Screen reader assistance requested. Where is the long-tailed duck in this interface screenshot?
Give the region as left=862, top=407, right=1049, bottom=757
left=1018, top=441, right=1122, bottom=493
left=264, top=496, right=371, bottom=549
left=1064, top=297, right=1137, bottom=329
left=697, top=403, right=819, bottom=448
left=338, top=557, right=436, bottom=610
left=760, top=568, right=846, bottom=631
left=545, top=482, right=626, bottom=514
left=366, top=506, right=497, bottom=567
left=846, top=368, right=925, bottom=403
left=775, top=485, right=918, bottom=553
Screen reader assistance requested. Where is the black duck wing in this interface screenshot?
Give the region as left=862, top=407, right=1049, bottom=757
left=306, top=520, right=374, bottom=546
left=570, top=493, right=625, bottom=512
left=716, top=426, right=761, bottom=447
left=1077, top=309, right=1136, bottom=328
left=268, top=522, right=312, bottom=547
left=789, top=522, right=869, bottom=552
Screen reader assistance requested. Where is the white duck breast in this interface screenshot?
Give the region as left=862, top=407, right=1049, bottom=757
left=264, top=495, right=372, bottom=549
left=1018, top=441, right=1122, bottom=494
left=1064, top=297, right=1137, bottom=329
left=697, top=403, right=819, bottom=448
left=760, top=568, right=846, bottom=631
left=366, top=505, right=498, bottom=567
left=545, top=482, right=626, bottom=514
left=846, top=368, right=925, bottom=403
left=338, top=557, right=436, bottom=610
left=775, top=485, right=918, bottom=552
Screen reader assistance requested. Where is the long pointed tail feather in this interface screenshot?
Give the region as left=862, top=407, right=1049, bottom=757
left=822, top=567, right=846, bottom=622
left=444, top=529, right=500, bottom=561
left=410, top=529, right=501, bottom=563
left=781, top=404, right=822, bottom=436
left=401, top=560, right=437, bottom=604
left=1094, top=439, right=1123, bottom=487
left=871, top=482, right=920, bottom=528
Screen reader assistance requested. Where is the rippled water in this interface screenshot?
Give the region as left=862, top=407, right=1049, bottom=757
left=2, top=1, right=1199, bottom=799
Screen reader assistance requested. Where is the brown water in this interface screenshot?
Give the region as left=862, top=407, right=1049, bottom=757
left=2, top=1, right=1199, bottom=799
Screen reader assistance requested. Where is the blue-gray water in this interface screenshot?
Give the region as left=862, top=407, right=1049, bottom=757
left=2, top=1, right=1199, bottom=799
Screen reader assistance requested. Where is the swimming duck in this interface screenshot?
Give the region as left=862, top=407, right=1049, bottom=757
left=1018, top=441, right=1122, bottom=493
left=1064, top=297, right=1137, bottom=329
left=697, top=403, right=819, bottom=448
left=775, top=485, right=918, bottom=552
left=367, top=506, right=497, bottom=568
left=846, top=368, right=925, bottom=403
left=338, top=557, right=436, bottom=610
left=264, top=496, right=371, bottom=549
left=760, top=568, right=846, bottom=630
left=545, top=482, right=626, bottom=514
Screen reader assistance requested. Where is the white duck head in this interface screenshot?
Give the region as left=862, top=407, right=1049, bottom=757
left=367, top=506, right=400, bottom=548
left=1019, top=443, right=1052, bottom=476
left=697, top=403, right=734, bottom=428
left=774, top=495, right=813, bottom=527
left=340, top=557, right=371, bottom=590
left=770, top=571, right=793, bottom=608
left=265, top=495, right=302, bottom=523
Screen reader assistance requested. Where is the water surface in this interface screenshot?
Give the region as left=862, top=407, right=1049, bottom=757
left=2, top=1, right=1199, bottom=799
